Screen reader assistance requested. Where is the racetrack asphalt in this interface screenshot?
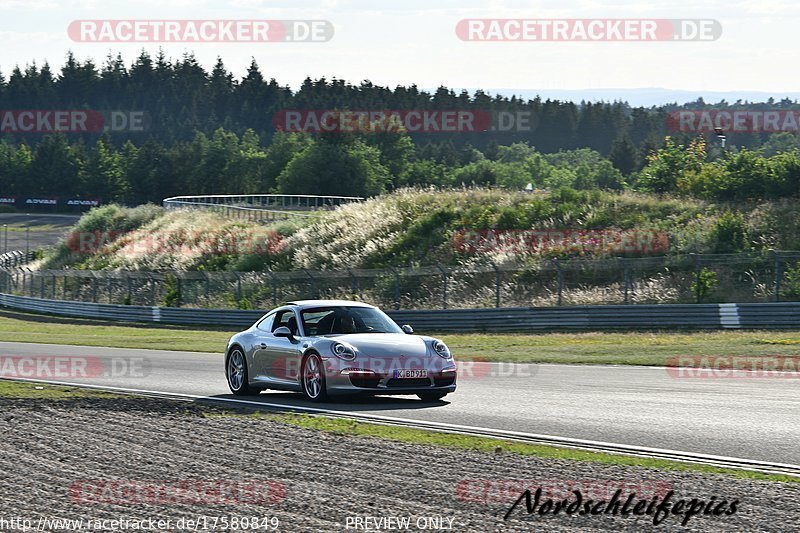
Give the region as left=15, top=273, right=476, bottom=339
left=0, top=340, right=797, bottom=466
left=0, top=213, right=80, bottom=252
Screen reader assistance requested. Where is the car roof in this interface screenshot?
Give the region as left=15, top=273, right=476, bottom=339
left=286, top=299, right=376, bottom=310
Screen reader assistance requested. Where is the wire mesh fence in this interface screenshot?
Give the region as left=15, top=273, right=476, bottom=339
left=3, top=251, right=800, bottom=310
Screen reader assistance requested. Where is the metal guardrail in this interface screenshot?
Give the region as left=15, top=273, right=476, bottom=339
left=163, top=194, right=365, bottom=223
left=0, top=292, right=798, bottom=331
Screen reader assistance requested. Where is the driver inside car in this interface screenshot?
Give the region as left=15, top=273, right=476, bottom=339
left=337, top=314, right=357, bottom=334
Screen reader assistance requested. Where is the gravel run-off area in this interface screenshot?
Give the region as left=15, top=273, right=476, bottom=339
left=0, top=394, right=797, bottom=532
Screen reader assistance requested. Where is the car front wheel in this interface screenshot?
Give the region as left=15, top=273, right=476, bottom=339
left=302, top=353, right=328, bottom=402
left=227, top=347, right=255, bottom=396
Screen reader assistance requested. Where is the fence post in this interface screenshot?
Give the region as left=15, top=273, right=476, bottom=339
left=389, top=267, right=401, bottom=310
left=234, top=272, right=241, bottom=304
left=303, top=269, right=316, bottom=299
left=490, top=261, right=501, bottom=308
left=436, top=264, right=448, bottom=309
left=347, top=268, right=358, bottom=300
left=621, top=257, right=631, bottom=304
left=770, top=249, right=781, bottom=302
left=92, top=273, right=98, bottom=303
left=554, top=259, right=563, bottom=306
left=127, top=272, right=133, bottom=304
left=265, top=270, right=277, bottom=306
left=690, top=253, right=701, bottom=303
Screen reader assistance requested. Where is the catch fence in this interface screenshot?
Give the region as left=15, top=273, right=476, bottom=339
left=3, top=251, right=800, bottom=310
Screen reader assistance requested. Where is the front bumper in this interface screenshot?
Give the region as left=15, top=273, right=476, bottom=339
left=325, top=364, right=457, bottom=395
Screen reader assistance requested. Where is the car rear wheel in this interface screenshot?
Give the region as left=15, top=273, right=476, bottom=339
left=302, top=353, right=328, bottom=402
left=227, top=347, right=255, bottom=395
left=417, top=392, right=448, bottom=401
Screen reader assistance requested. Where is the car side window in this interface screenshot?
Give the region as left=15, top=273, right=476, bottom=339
left=255, top=313, right=275, bottom=332
left=272, top=310, right=297, bottom=334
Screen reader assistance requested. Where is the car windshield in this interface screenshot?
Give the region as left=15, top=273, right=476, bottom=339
left=301, top=306, right=403, bottom=336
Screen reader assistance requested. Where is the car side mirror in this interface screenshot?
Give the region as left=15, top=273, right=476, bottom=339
left=274, top=326, right=294, bottom=339
left=401, top=324, right=414, bottom=334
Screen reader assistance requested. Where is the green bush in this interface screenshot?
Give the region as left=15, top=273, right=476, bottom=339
left=710, top=211, right=748, bottom=253
left=782, top=263, right=800, bottom=299
left=74, top=203, right=163, bottom=233
left=162, top=274, right=180, bottom=307
left=691, top=267, right=718, bottom=302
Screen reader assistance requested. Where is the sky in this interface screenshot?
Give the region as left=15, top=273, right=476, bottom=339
left=0, top=0, right=798, bottom=104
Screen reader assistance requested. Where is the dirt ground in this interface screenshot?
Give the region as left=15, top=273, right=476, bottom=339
left=0, top=395, right=796, bottom=532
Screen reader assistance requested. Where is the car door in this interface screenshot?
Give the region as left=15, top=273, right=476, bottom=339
left=260, top=308, right=303, bottom=382
left=250, top=312, right=276, bottom=380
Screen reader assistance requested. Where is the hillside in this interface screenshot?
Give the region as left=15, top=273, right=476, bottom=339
left=39, top=188, right=800, bottom=273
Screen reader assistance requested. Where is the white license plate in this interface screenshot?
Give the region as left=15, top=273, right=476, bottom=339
left=393, top=369, right=428, bottom=379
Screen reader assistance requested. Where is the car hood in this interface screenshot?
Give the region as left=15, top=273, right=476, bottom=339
left=330, top=333, right=429, bottom=358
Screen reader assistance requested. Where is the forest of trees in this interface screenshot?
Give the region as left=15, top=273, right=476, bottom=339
left=1, top=51, right=800, bottom=203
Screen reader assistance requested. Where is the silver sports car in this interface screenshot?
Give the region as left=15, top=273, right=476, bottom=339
left=224, top=300, right=457, bottom=402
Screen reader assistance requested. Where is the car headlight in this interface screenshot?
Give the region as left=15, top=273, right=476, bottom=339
left=432, top=340, right=452, bottom=359
left=331, top=342, right=357, bottom=360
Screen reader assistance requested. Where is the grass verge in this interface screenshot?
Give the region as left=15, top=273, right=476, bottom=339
left=0, top=379, right=123, bottom=400
left=0, top=309, right=234, bottom=352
